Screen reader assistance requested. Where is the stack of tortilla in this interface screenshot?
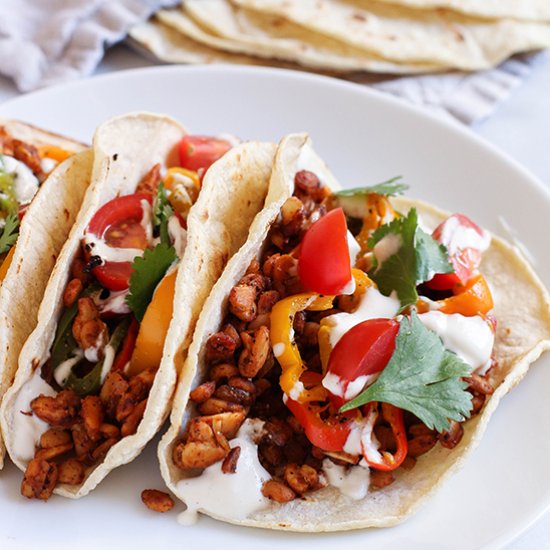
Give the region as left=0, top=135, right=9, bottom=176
left=129, top=0, right=550, bottom=76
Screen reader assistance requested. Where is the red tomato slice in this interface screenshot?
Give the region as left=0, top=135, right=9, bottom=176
left=325, top=318, right=399, bottom=408
left=285, top=397, right=353, bottom=452
left=298, top=208, right=352, bottom=295
left=426, top=213, right=486, bottom=291
left=178, top=136, right=232, bottom=173
left=86, top=193, right=152, bottom=291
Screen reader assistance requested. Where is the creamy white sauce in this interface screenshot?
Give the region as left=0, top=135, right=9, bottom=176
left=176, top=419, right=270, bottom=524
left=272, top=342, right=285, bottom=358
left=0, top=155, right=40, bottom=205
left=439, top=216, right=491, bottom=255
left=84, top=341, right=102, bottom=363
left=288, top=381, right=306, bottom=401
left=322, top=459, right=369, bottom=500
left=11, top=370, right=56, bottom=462
left=418, top=311, right=494, bottom=373
left=100, top=345, right=116, bottom=384
left=347, top=231, right=360, bottom=266
left=83, top=234, right=144, bottom=263
left=54, top=350, right=83, bottom=387
left=322, top=372, right=379, bottom=401
left=97, top=289, right=131, bottom=316
left=168, top=215, right=187, bottom=258
left=338, top=277, right=356, bottom=296
left=40, top=157, right=57, bottom=174
left=373, top=233, right=401, bottom=269
left=322, top=286, right=400, bottom=349
left=343, top=413, right=381, bottom=461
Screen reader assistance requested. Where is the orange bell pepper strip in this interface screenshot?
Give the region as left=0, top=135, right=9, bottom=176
left=127, top=270, right=177, bottom=376
left=417, top=274, right=493, bottom=317
left=38, top=145, right=72, bottom=163
left=0, top=245, right=15, bottom=283
left=271, top=293, right=333, bottom=403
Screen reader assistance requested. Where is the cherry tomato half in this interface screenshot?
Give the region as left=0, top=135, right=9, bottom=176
left=86, top=193, right=152, bottom=291
left=298, top=208, right=352, bottom=295
left=427, top=213, right=486, bottom=291
left=325, top=318, right=399, bottom=408
left=178, top=136, right=232, bottom=174
left=285, top=397, right=353, bottom=452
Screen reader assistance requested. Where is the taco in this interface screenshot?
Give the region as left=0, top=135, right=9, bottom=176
left=159, top=133, right=550, bottom=530
left=0, top=112, right=276, bottom=499
left=0, top=120, right=88, bottom=469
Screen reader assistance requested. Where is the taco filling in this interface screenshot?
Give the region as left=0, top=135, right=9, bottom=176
left=171, top=168, right=497, bottom=519
left=0, top=125, right=74, bottom=276
left=15, top=134, right=233, bottom=500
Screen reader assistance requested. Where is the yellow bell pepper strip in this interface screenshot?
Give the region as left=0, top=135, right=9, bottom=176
left=164, top=167, right=200, bottom=218
left=0, top=244, right=15, bottom=283
left=38, top=145, right=72, bottom=163
left=417, top=274, right=493, bottom=317
left=271, top=293, right=333, bottom=403
left=318, top=269, right=374, bottom=372
left=127, top=270, right=177, bottom=376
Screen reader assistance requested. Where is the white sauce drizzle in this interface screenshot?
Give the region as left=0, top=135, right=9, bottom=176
left=11, top=369, right=56, bottom=462
left=176, top=419, right=270, bottom=524
left=83, top=234, right=144, bottom=263
left=373, top=233, right=402, bottom=269
left=322, top=286, right=400, bottom=349
left=40, top=157, right=57, bottom=174
left=322, top=372, right=379, bottom=401
left=100, top=345, right=116, bottom=384
left=0, top=155, right=40, bottom=205
left=322, top=459, right=369, bottom=500
left=97, top=289, right=131, bottom=316
left=54, top=349, right=83, bottom=387
left=418, top=311, right=494, bottom=374
left=168, top=215, right=187, bottom=258
left=272, top=342, right=285, bottom=358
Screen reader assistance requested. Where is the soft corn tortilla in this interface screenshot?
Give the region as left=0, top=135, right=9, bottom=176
left=372, top=0, right=550, bottom=22
left=235, top=0, right=550, bottom=70
left=159, top=134, right=550, bottom=530
left=0, top=121, right=88, bottom=469
left=0, top=112, right=276, bottom=497
left=158, top=0, right=441, bottom=74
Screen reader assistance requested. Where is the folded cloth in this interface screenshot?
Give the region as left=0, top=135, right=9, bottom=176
left=0, top=0, right=178, bottom=91
left=0, top=0, right=546, bottom=126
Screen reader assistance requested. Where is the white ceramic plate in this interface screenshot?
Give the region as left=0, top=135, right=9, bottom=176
left=0, top=66, right=548, bottom=550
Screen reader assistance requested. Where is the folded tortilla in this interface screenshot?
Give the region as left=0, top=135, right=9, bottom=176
left=0, top=121, right=88, bottom=469
left=0, top=112, right=276, bottom=496
left=159, top=133, right=550, bottom=530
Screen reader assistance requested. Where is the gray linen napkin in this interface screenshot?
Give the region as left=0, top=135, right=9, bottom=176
left=0, top=0, right=178, bottom=91
left=0, top=0, right=546, bottom=125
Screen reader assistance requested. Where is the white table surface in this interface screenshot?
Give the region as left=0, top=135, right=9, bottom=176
left=0, top=43, right=549, bottom=550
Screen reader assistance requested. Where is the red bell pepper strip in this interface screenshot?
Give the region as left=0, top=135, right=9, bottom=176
left=361, top=403, right=408, bottom=471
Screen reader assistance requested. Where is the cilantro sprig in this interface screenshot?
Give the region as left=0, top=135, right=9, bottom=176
left=153, top=182, right=173, bottom=247
left=126, top=243, right=177, bottom=321
left=0, top=214, right=20, bottom=255
left=368, top=208, right=452, bottom=309
left=335, top=176, right=408, bottom=198
left=340, top=312, right=473, bottom=432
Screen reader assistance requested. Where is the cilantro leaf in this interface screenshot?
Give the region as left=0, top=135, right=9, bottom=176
left=0, top=213, right=20, bottom=255
left=368, top=208, right=452, bottom=309
left=153, top=182, right=173, bottom=247
left=340, top=312, right=473, bottom=432
left=126, top=243, right=177, bottom=321
left=335, top=176, right=408, bottom=198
